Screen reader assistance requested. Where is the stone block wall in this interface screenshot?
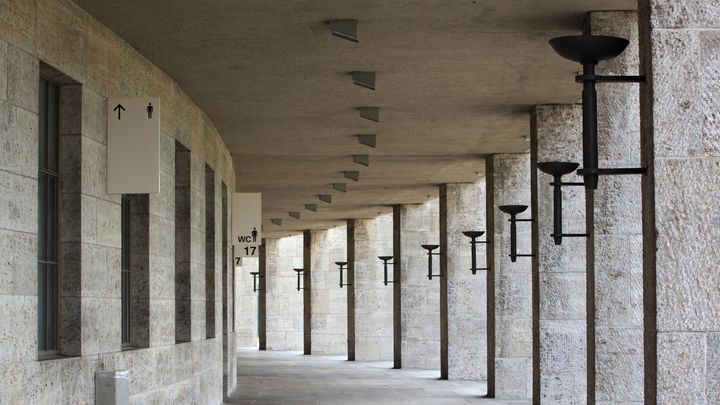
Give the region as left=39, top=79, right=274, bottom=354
left=400, top=199, right=440, bottom=370
left=265, top=236, right=304, bottom=351
left=0, top=0, right=235, bottom=402
left=639, top=1, right=720, bottom=403
left=310, top=226, right=348, bottom=355
left=531, top=104, right=586, bottom=404
left=235, top=257, right=259, bottom=347
left=354, top=214, right=394, bottom=361
left=446, top=181, right=487, bottom=381
left=487, top=153, right=532, bottom=399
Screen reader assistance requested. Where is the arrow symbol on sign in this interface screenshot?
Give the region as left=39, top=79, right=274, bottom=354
left=113, top=104, right=125, bottom=120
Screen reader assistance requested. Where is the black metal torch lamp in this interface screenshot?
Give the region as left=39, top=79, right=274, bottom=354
left=250, top=271, right=263, bottom=293
left=498, top=205, right=534, bottom=262
left=461, top=231, right=489, bottom=275
left=420, top=244, right=443, bottom=280
left=293, top=268, right=305, bottom=292
left=335, top=261, right=351, bottom=288
left=378, top=256, right=396, bottom=286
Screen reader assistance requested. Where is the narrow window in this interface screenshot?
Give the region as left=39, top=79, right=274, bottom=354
left=38, top=78, right=60, bottom=355
left=205, top=165, right=216, bottom=338
left=121, top=195, right=131, bottom=346
left=222, top=183, right=228, bottom=336
left=175, top=142, right=192, bottom=343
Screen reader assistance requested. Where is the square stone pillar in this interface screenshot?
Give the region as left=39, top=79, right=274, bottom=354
left=265, top=236, right=303, bottom=351
left=346, top=219, right=356, bottom=361
left=258, top=241, right=267, bottom=350
left=444, top=181, right=487, bottom=382
left=487, top=153, right=532, bottom=400
left=400, top=199, right=440, bottom=371
left=309, top=227, right=347, bottom=355
left=639, top=2, right=720, bottom=403
left=354, top=214, right=393, bottom=361
left=303, top=230, right=312, bottom=354
left=585, top=11, right=644, bottom=404
left=531, top=104, right=586, bottom=404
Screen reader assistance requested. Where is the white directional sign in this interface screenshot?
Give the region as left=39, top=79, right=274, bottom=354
left=107, top=97, right=160, bottom=194
left=232, top=193, right=262, bottom=258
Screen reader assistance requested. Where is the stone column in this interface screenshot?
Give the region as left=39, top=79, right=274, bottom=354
left=258, top=241, right=267, bottom=350
left=265, top=236, right=304, bottom=351
left=585, top=11, right=644, bottom=404
left=439, top=185, right=449, bottom=380
left=354, top=214, right=393, bottom=361
left=445, top=182, right=487, bottom=382
left=346, top=219, right=356, bottom=361
left=531, top=104, right=586, bottom=404
left=639, top=2, right=720, bottom=403
left=309, top=227, right=347, bottom=355
left=400, top=199, right=440, bottom=370
left=303, top=230, right=312, bottom=354
left=393, top=205, right=402, bottom=369
left=487, top=153, right=532, bottom=400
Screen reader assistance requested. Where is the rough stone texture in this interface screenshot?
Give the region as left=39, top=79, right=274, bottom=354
left=445, top=181, right=487, bottom=381
left=586, top=11, right=644, bottom=405
left=487, top=153, right=532, bottom=400
left=530, top=104, right=586, bottom=404
left=639, top=1, right=720, bottom=403
left=309, top=226, right=348, bottom=355
left=400, top=199, right=440, bottom=370
left=354, top=214, right=394, bottom=361
left=235, top=257, right=259, bottom=347
left=0, top=0, right=235, bottom=402
left=265, top=236, right=304, bottom=351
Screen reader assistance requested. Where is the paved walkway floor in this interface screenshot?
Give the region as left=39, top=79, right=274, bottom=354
left=226, top=348, right=530, bottom=405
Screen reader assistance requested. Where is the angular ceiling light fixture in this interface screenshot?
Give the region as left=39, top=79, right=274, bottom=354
left=537, top=162, right=587, bottom=245
left=293, top=268, right=305, bottom=291
left=329, top=19, right=358, bottom=43
left=498, top=205, right=534, bottom=262
left=461, top=231, right=489, bottom=275
left=357, top=134, right=377, bottom=148
left=343, top=171, right=360, bottom=182
left=305, top=204, right=318, bottom=212
left=250, top=271, right=263, bottom=293
left=377, top=256, right=396, bottom=286
left=352, top=154, right=370, bottom=167
left=271, top=219, right=282, bottom=226
left=421, top=244, right=443, bottom=280
left=335, top=262, right=351, bottom=288
left=352, top=71, right=376, bottom=90
left=289, top=212, right=300, bottom=219
left=546, top=35, right=646, bottom=190
left=319, top=194, right=332, bottom=203
left=359, top=107, right=379, bottom=123
left=332, top=183, right=348, bottom=192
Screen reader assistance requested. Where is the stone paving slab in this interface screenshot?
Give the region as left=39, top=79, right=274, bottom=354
left=227, top=349, right=530, bottom=404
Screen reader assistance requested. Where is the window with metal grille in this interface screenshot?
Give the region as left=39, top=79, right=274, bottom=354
left=38, top=77, right=59, bottom=354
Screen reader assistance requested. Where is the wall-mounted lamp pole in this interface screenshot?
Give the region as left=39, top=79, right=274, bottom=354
left=378, top=256, right=396, bottom=286
left=293, top=268, right=305, bottom=292
left=420, top=244, right=443, bottom=280
left=250, top=271, right=263, bottom=293
left=537, top=162, right=588, bottom=245
left=335, top=261, right=351, bottom=288
left=548, top=35, right=646, bottom=190
left=461, top=231, right=489, bottom=275
left=498, top=205, right=534, bottom=262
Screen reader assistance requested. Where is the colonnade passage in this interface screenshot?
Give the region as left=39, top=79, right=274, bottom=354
left=0, top=1, right=717, bottom=404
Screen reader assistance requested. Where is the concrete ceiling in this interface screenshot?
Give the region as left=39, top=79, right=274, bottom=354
left=74, top=0, right=635, bottom=238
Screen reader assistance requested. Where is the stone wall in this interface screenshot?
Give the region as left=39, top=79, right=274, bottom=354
left=639, top=1, right=720, bottom=403
left=264, top=236, right=304, bottom=351
left=487, top=153, right=532, bottom=399
left=445, top=181, right=487, bottom=381
left=0, top=0, right=235, bottom=402
left=400, top=199, right=440, bottom=370
left=531, top=104, right=586, bottom=404
left=310, top=226, right=348, bottom=355
left=235, top=257, right=259, bottom=347
left=587, top=11, right=645, bottom=405
left=354, top=214, right=394, bottom=361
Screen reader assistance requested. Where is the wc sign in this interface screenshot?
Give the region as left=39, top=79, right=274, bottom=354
left=232, top=193, right=262, bottom=258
